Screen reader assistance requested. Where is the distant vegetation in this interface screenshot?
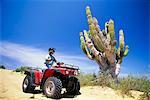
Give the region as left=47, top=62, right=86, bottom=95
left=77, top=72, right=150, bottom=100
left=14, top=66, right=31, bottom=73
left=0, top=65, right=6, bottom=69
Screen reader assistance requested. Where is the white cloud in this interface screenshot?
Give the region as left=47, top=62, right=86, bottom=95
left=0, top=41, right=46, bottom=68
left=0, top=41, right=98, bottom=73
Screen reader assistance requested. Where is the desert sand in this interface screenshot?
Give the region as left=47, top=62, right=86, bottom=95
left=0, top=69, right=142, bottom=100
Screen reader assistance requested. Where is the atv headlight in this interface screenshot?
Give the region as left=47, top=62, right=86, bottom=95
left=65, top=70, right=69, bottom=74
left=74, top=70, right=78, bottom=75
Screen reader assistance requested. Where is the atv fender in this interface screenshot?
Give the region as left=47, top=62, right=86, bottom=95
left=24, top=70, right=31, bottom=76
left=24, top=70, right=35, bottom=86
left=40, top=69, right=62, bottom=90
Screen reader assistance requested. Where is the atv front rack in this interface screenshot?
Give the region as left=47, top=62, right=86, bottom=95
left=60, top=64, right=79, bottom=70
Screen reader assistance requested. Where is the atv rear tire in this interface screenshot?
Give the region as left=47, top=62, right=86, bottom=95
left=22, top=75, right=35, bottom=93
left=66, top=77, right=80, bottom=95
left=44, top=77, right=62, bottom=99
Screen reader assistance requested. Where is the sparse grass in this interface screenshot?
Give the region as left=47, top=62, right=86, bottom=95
left=138, top=92, right=150, bottom=100
left=115, top=76, right=150, bottom=99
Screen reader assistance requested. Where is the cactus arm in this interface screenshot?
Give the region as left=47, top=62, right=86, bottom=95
left=83, top=30, right=99, bottom=58
left=119, top=29, right=125, bottom=49
left=119, top=29, right=129, bottom=57
left=80, top=32, right=87, bottom=55
left=80, top=32, right=94, bottom=60
left=90, top=24, right=105, bottom=52
left=123, top=45, right=129, bottom=57
left=108, top=19, right=115, bottom=42
left=86, top=6, right=106, bottom=52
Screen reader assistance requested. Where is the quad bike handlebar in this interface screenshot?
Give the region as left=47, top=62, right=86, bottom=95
left=57, top=62, right=64, bottom=66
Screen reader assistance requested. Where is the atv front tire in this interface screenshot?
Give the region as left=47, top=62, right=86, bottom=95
left=44, top=77, right=62, bottom=99
left=22, top=75, right=35, bottom=93
left=66, top=77, right=80, bottom=95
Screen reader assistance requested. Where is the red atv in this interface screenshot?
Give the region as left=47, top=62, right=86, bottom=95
left=22, top=63, right=80, bottom=99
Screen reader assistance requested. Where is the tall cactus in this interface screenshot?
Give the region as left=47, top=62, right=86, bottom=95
left=79, top=6, right=129, bottom=79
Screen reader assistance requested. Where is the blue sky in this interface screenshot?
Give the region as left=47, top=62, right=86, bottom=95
left=0, top=0, right=149, bottom=76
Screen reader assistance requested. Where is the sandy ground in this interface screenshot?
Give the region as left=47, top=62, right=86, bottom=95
left=0, top=69, right=142, bottom=100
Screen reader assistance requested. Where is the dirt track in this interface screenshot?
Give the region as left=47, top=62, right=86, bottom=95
left=0, top=69, right=142, bottom=100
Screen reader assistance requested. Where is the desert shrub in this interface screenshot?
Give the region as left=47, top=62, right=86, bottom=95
left=76, top=71, right=97, bottom=86
left=96, top=72, right=115, bottom=87
left=0, top=65, right=6, bottom=69
left=77, top=71, right=116, bottom=87
left=111, top=75, right=150, bottom=98
left=116, top=76, right=136, bottom=97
